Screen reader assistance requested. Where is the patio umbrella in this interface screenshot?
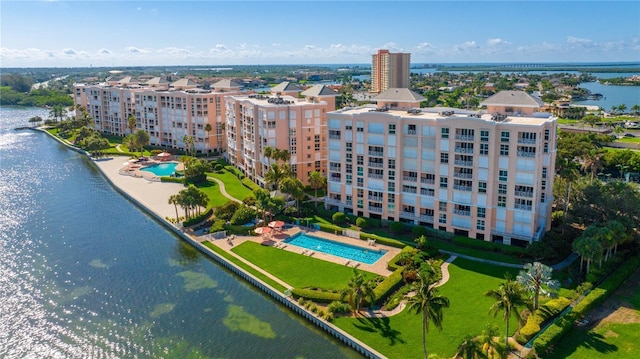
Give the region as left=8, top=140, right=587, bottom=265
left=268, top=220, right=285, bottom=229
left=254, top=226, right=272, bottom=235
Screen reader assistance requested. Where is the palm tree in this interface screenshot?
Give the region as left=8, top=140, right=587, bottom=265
left=479, top=324, right=499, bottom=359
left=617, top=103, right=627, bottom=115
left=264, top=163, right=287, bottom=191
left=572, top=228, right=604, bottom=274
left=204, top=123, right=212, bottom=154
left=127, top=115, right=137, bottom=134
left=279, top=176, right=305, bottom=215
left=168, top=194, right=180, bottom=222
left=340, top=269, right=376, bottom=314
left=457, top=334, right=485, bottom=359
left=49, top=104, right=65, bottom=124
left=263, top=146, right=274, bottom=167
left=516, top=262, right=560, bottom=310
left=485, top=276, right=529, bottom=348
left=555, top=156, right=579, bottom=229
left=28, top=116, right=43, bottom=127
left=308, top=170, right=326, bottom=207
left=254, top=188, right=272, bottom=225
left=414, top=234, right=427, bottom=250
left=133, top=129, right=150, bottom=157
left=631, top=104, right=640, bottom=116
left=581, top=149, right=604, bottom=182
left=406, top=270, right=450, bottom=359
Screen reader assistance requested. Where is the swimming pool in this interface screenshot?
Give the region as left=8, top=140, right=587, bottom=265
left=284, top=233, right=387, bottom=265
left=140, top=162, right=178, bottom=176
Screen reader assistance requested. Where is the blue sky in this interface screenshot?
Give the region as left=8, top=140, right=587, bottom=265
left=1, top=1, right=639, bottom=67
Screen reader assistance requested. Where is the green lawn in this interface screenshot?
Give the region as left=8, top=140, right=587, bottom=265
left=231, top=241, right=378, bottom=290
left=617, top=137, right=640, bottom=143
left=545, top=269, right=640, bottom=359
left=332, top=258, right=521, bottom=358
left=207, top=170, right=254, bottom=201
left=195, top=180, right=230, bottom=208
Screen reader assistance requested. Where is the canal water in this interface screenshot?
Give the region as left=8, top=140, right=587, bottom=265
left=0, top=106, right=360, bottom=359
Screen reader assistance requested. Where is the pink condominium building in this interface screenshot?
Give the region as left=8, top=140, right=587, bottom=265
left=326, top=90, right=557, bottom=245
left=225, top=82, right=339, bottom=186
left=74, top=77, right=240, bottom=154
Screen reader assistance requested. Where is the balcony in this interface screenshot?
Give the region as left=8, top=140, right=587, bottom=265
left=402, top=187, right=417, bottom=194
left=420, top=177, right=435, bottom=185
left=515, top=191, right=534, bottom=198
left=454, top=147, right=474, bottom=154
left=453, top=209, right=471, bottom=216
left=368, top=195, right=383, bottom=202
left=329, top=165, right=341, bottom=172
left=517, top=151, right=536, bottom=158
left=368, top=150, right=384, bottom=157
left=325, top=198, right=342, bottom=205
left=400, top=211, right=417, bottom=219
left=454, top=160, right=473, bottom=167
left=517, top=138, right=536, bottom=145
left=453, top=172, right=473, bottom=179
left=329, top=134, right=341, bottom=140
left=368, top=205, right=383, bottom=213
left=403, top=176, right=418, bottom=182
left=407, top=130, right=417, bottom=135
left=328, top=176, right=342, bottom=183
left=419, top=214, right=434, bottom=223
left=368, top=162, right=384, bottom=168
left=515, top=204, right=533, bottom=211
left=368, top=173, right=384, bottom=180
left=453, top=184, right=472, bottom=192
left=420, top=189, right=434, bottom=196
left=455, top=135, right=475, bottom=141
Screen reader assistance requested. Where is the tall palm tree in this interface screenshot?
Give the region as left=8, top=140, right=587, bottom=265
left=406, top=270, right=450, bottom=359
left=485, top=276, right=529, bottom=348
left=479, top=324, right=499, bottom=359
left=581, top=149, right=604, bottom=182
left=340, top=269, right=376, bottom=314
left=133, top=129, right=150, bottom=157
left=308, top=170, right=326, bottom=207
left=204, top=123, right=212, bottom=154
left=555, top=156, right=579, bottom=229
left=516, top=262, right=560, bottom=310
left=265, top=163, right=287, bottom=191
left=631, top=104, right=640, bottom=116
left=49, top=104, right=65, bottom=124
left=127, top=115, right=137, bottom=134
left=254, top=188, right=272, bottom=225
left=457, top=334, right=485, bottom=359
left=573, top=225, right=605, bottom=274
left=263, top=146, right=274, bottom=167
left=168, top=194, right=180, bottom=222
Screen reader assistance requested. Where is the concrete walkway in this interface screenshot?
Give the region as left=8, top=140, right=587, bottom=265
left=115, top=144, right=124, bottom=153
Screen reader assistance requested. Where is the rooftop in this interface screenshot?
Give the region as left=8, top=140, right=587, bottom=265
left=481, top=90, right=544, bottom=108
left=374, top=88, right=426, bottom=102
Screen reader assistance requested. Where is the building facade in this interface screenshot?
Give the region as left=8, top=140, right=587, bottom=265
left=74, top=78, right=239, bottom=154
left=225, top=83, right=338, bottom=186
left=371, top=49, right=411, bottom=93
left=325, top=90, right=556, bottom=245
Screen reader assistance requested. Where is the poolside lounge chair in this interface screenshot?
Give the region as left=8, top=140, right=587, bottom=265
left=345, top=260, right=351, bottom=266
left=308, top=251, right=315, bottom=257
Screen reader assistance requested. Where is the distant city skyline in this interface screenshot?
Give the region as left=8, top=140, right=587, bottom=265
left=1, top=1, right=639, bottom=68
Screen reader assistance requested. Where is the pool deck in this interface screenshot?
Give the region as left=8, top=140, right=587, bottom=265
left=94, top=155, right=399, bottom=278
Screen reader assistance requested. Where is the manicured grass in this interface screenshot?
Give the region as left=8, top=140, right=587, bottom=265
left=332, top=258, right=521, bottom=358
left=202, top=241, right=287, bottom=293
left=207, top=170, right=254, bottom=201
left=231, top=241, right=378, bottom=290
left=617, top=137, right=640, bottom=143
left=195, top=180, right=229, bottom=208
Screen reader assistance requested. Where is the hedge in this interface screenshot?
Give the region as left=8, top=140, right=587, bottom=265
left=452, top=236, right=526, bottom=255
left=182, top=208, right=213, bottom=227
left=387, top=246, right=416, bottom=271
left=371, top=268, right=404, bottom=305
left=241, top=177, right=260, bottom=191
left=160, top=176, right=185, bottom=184
left=360, top=232, right=406, bottom=249
left=292, top=288, right=341, bottom=303
left=532, top=256, right=640, bottom=354
left=517, top=297, right=571, bottom=344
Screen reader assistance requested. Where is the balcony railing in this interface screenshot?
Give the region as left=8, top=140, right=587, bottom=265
left=402, top=187, right=417, bottom=194
left=368, top=151, right=384, bottom=157
left=420, top=189, right=434, bottom=196
left=455, top=147, right=474, bottom=154
left=453, top=184, right=472, bottom=192
left=368, top=162, right=384, bottom=168
left=453, top=172, right=473, bottom=179
left=517, top=151, right=536, bottom=158
left=419, top=215, right=434, bottom=222
left=368, top=195, right=383, bottom=201
left=453, top=209, right=471, bottom=216
left=400, top=211, right=417, bottom=219
left=368, top=206, right=383, bottom=213
left=407, top=130, right=417, bottom=135
left=517, top=138, right=536, bottom=144
left=325, top=198, right=342, bottom=205
left=328, top=176, right=342, bottom=183
left=368, top=174, right=383, bottom=180
left=329, top=166, right=341, bottom=172
left=454, top=160, right=473, bottom=167
left=329, top=134, right=341, bottom=140
left=420, top=177, right=435, bottom=185
left=515, top=204, right=533, bottom=211
left=403, top=176, right=418, bottom=182
left=515, top=190, right=534, bottom=198
left=455, top=135, right=475, bottom=141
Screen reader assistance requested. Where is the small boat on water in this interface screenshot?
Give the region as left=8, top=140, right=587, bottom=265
left=587, top=93, right=603, bottom=100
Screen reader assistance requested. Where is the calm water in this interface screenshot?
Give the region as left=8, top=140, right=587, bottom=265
left=0, top=107, right=360, bottom=359
left=140, top=162, right=178, bottom=176
left=574, top=82, right=640, bottom=110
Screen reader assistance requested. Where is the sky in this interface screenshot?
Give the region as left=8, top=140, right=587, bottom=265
left=1, top=0, right=639, bottom=68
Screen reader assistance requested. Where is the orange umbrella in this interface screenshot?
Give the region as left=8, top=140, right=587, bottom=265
left=268, top=221, right=285, bottom=228
left=254, top=226, right=272, bottom=235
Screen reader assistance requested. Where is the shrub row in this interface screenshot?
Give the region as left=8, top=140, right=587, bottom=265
left=160, top=176, right=185, bottom=184
left=360, top=233, right=406, bottom=249
left=291, top=288, right=341, bottom=303
left=371, top=268, right=404, bottom=305
left=516, top=297, right=571, bottom=344
left=182, top=208, right=213, bottom=227
left=241, top=177, right=260, bottom=191
left=533, top=256, right=640, bottom=354
left=387, top=246, right=416, bottom=271
left=452, top=235, right=526, bottom=255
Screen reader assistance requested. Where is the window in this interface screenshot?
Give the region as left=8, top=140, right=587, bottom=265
left=498, top=195, right=507, bottom=207
left=480, top=143, right=489, bottom=155
left=500, top=131, right=510, bottom=142
left=389, top=123, right=396, bottom=134
left=541, top=180, right=546, bottom=190
left=388, top=193, right=395, bottom=203
left=544, top=143, right=549, bottom=153
left=388, top=182, right=395, bottom=191
left=346, top=153, right=352, bottom=163
left=478, top=181, right=487, bottom=193
left=388, top=170, right=395, bottom=180
left=439, top=201, right=447, bottom=211
left=357, top=177, right=364, bottom=186
left=477, top=207, right=486, bottom=218
left=438, top=214, right=447, bottom=224
left=480, top=130, right=489, bottom=142
left=542, top=167, right=548, bottom=179
left=345, top=124, right=352, bottom=130
left=346, top=174, right=352, bottom=185
left=498, top=183, right=507, bottom=194
left=499, top=170, right=508, bottom=182
left=541, top=193, right=546, bottom=203
left=500, top=144, right=509, bottom=156
left=440, top=152, right=449, bottom=164
left=408, top=124, right=417, bottom=135
left=439, top=177, right=448, bottom=188
left=441, top=127, right=450, bottom=138
left=357, top=155, right=363, bottom=165
left=544, top=129, right=550, bottom=141
left=477, top=219, right=485, bottom=230
left=388, top=159, right=395, bottom=169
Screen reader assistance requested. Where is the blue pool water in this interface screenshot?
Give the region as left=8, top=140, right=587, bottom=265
left=284, top=233, right=387, bottom=265
left=140, top=162, right=178, bottom=176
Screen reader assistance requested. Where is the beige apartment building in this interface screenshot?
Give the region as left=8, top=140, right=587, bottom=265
left=225, top=82, right=338, bottom=186
left=371, top=49, right=411, bottom=93
left=74, top=78, right=240, bottom=154
left=325, top=90, right=556, bottom=245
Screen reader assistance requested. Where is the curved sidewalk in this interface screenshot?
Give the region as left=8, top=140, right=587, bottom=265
left=207, top=176, right=243, bottom=204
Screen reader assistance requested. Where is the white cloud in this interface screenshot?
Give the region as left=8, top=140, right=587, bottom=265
left=487, top=38, right=510, bottom=47
left=98, top=48, right=111, bottom=55
left=63, top=48, right=78, bottom=55
left=454, top=41, right=478, bottom=51
left=416, top=42, right=433, bottom=50
left=125, top=46, right=149, bottom=54
left=157, top=47, right=191, bottom=55
left=215, top=44, right=227, bottom=50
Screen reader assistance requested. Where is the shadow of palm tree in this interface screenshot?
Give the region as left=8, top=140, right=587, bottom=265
left=580, top=331, right=618, bottom=354
left=352, top=316, right=405, bottom=345
left=548, top=328, right=619, bottom=358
